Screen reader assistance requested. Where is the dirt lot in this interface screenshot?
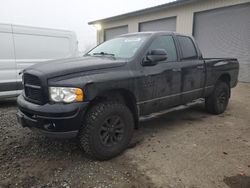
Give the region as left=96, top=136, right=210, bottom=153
left=0, top=83, right=250, bottom=188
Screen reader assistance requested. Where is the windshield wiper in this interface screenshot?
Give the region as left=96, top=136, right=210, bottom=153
left=93, top=52, right=115, bottom=57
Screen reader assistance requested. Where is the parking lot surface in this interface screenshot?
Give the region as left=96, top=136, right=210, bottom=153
left=0, top=83, right=250, bottom=188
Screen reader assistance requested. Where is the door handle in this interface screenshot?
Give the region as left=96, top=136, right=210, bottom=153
left=172, top=68, right=181, bottom=72
left=197, top=65, right=204, bottom=70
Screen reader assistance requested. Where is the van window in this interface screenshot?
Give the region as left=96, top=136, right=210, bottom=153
left=14, top=34, right=71, bottom=59
left=148, top=35, right=177, bottom=61
left=0, top=32, right=14, bottom=59
left=178, top=36, right=197, bottom=60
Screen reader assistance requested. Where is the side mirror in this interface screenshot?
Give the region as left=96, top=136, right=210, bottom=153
left=142, top=49, right=168, bottom=66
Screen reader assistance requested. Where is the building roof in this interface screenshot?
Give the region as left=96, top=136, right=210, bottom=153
left=88, top=0, right=198, bottom=25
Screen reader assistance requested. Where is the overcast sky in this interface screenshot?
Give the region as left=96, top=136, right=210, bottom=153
left=0, top=0, right=174, bottom=51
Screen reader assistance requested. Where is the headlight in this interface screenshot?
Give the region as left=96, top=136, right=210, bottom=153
left=49, top=87, right=84, bottom=103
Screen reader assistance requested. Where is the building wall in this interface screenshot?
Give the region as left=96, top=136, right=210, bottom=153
left=96, top=0, right=250, bottom=43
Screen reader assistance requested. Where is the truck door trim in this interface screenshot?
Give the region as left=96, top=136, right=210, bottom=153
left=137, top=85, right=213, bottom=105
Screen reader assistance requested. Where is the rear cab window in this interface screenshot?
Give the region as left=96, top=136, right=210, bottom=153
left=177, top=36, right=198, bottom=60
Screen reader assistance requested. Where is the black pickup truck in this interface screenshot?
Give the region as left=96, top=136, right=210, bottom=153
left=17, top=32, right=239, bottom=160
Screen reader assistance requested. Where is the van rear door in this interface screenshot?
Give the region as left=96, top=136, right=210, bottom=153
left=0, top=24, right=17, bottom=98
left=12, top=25, right=77, bottom=90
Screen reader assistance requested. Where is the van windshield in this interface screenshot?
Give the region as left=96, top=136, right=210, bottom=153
left=87, top=35, right=149, bottom=59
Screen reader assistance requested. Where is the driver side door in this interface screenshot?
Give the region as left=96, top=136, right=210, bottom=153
left=138, top=35, right=181, bottom=115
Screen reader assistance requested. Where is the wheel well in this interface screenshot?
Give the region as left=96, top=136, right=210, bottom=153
left=218, top=74, right=231, bottom=97
left=90, top=89, right=139, bottom=129
left=219, top=74, right=231, bottom=84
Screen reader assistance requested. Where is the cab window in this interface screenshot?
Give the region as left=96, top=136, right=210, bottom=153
left=148, top=35, right=177, bottom=62
left=177, top=36, right=198, bottom=60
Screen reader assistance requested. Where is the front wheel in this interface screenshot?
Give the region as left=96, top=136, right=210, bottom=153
left=205, top=81, right=230, bottom=115
left=79, top=101, right=134, bottom=160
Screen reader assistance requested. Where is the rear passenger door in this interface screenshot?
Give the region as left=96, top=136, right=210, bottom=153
left=177, top=35, right=205, bottom=103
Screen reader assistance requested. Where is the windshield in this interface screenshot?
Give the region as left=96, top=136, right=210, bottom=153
left=87, top=35, right=149, bottom=59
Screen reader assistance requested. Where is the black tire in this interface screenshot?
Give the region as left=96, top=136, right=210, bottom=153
left=205, top=81, right=230, bottom=115
left=79, top=101, right=134, bottom=160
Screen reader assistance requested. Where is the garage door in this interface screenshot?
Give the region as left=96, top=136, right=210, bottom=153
left=139, top=17, right=176, bottom=32
left=104, top=26, right=128, bottom=41
left=194, top=4, right=250, bottom=82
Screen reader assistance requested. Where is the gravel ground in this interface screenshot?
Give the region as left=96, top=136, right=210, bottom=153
left=0, top=83, right=250, bottom=188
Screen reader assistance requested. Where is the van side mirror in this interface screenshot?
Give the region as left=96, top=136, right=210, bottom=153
left=142, top=49, right=168, bottom=66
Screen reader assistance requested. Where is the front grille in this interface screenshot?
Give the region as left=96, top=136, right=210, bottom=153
left=24, top=74, right=40, bottom=86
left=23, top=73, right=43, bottom=104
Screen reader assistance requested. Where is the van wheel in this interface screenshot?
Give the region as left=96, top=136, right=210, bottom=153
left=79, top=101, right=134, bottom=160
left=205, top=81, right=230, bottom=115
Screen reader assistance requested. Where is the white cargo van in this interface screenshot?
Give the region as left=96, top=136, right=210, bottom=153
left=0, top=23, right=79, bottom=99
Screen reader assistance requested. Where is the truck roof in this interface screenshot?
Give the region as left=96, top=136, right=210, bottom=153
left=119, top=31, right=189, bottom=38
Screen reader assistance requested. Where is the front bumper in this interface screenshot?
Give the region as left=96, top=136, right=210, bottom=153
left=17, top=94, right=89, bottom=138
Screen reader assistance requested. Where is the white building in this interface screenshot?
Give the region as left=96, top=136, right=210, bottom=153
left=89, top=0, right=250, bottom=82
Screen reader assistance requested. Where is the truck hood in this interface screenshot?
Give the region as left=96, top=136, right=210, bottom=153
left=25, top=56, right=127, bottom=77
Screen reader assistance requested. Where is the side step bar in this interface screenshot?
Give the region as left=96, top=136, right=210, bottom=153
left=139, top=98, right=204, bottom=122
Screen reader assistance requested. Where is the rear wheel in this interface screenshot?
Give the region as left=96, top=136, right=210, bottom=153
left=79, top=101, right=134, bottom=160
left=205, top=81, right=230, bottom=114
